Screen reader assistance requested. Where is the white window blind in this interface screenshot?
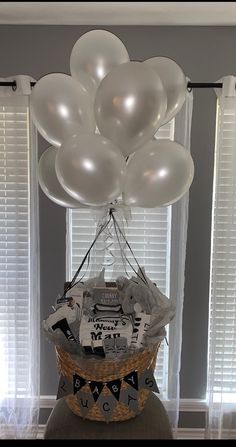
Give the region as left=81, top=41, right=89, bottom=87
left=0, top=96, right=36, bottom=398
left=208, top=81, right=236, bottom=403
left=66, top=120, right=174, bottom=395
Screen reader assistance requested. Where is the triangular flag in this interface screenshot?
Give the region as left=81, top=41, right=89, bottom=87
left=139, top=369, right=160, bottom=393
left=76, top=391, right=95, bottom=418
left=73, top=373, right=87, bottom=394
left=120, top=388, right=140, bottom=415
left=56, top=375, right=73, bottom=400
left=106, top=379, right=122, bottom=401
left=96, top=394, right=117, bottom=423
left=123, top=370, right=139, bottom=390
left=89, top=381, right=104, bottom=402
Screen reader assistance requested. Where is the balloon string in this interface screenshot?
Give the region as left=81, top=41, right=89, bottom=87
left=110, top=209, right=149, bottom=286
left=61, top=213, right=112, bottom=299
left=60, top=206, right=149, bottom=302
left=100, top=219, right=116, bottom=267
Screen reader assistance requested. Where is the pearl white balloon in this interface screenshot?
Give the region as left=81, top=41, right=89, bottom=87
left=70, top=29, right=130, bottom=99
left=145, top=57, right=187, bottom=125
left=30, top=73, right=96, bottom=147
left=123, top=139, right=194, bottom=208
left=94, top=61, right=167, bottom=157
left=55, top=134, right=126, bottom=206
left=38, top=146, right=88, bottom=208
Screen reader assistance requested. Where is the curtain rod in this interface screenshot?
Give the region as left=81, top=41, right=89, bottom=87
left=0, top=81, right=223, bottom=90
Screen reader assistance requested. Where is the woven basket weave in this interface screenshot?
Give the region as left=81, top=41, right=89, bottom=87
left=56, top=344, right=159, bottom=422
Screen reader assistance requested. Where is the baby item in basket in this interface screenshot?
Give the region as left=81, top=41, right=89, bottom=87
left=43, top=302, right=80, bottom=343
left=79, top=307, right=133, bottom=348
left=130, top=312, right=151, bottom=349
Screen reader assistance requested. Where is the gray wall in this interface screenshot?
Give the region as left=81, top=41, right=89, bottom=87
left=0, top=25, right=235, bottom=398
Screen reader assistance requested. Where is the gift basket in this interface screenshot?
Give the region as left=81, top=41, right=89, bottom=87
left=43, top=207, right=175, bottom=423
left=33, top=26, right=194, bottom=425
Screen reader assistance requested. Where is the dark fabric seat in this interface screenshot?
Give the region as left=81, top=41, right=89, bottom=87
left=44, top=392, right=173, bottom=439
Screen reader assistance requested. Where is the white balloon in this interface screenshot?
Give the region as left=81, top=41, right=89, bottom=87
left=70, top=29, right=130, bottom=98
left=38, top=146, right=88, bottom=208
left=94, top=61, right=167, bottom=157
left=30, top=73, right=96, bottom=147
left=123, top=139, right=194, bottom=208
left=145, top=57, right=187, bottom=125
left=55, top=134, right=126, bottom=206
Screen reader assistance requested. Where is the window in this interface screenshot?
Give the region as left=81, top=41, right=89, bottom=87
left=67, top=120, right=174, bottom=395
left=208, top=85, right=236, bottom=404
left=0, top=93, right=39, bottom=399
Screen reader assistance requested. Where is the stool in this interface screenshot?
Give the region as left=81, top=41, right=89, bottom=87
left=44, top=392, right=173, bottom=439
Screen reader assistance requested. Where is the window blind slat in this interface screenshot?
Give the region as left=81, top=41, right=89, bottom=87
left=0, top=102, right=31, bottom=397
left=208, top=99, right=236, bottom=398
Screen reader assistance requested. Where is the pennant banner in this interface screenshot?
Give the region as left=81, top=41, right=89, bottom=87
left=76, top=391, right=95, bottom=418
left=89, top=381, right=104, bottom=402
left=57, top=375, right=73, bottom=400
left=120, top=388, right=140, bottom=415
left=139, top=369, right=160, bottom=393
left=73, top=373, right=87, bottom=394
left=106, top=379, right=122, bottom=401
left=96, top=394, right=117, bottom=422
left=123, top=370, right=139, bottom=390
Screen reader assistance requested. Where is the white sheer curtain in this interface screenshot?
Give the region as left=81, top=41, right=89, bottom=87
left=164, top=86, right=193, bottom=433
left=206, top=76, right=236, bottom=439
left=0, top=76, right=40, bottom=438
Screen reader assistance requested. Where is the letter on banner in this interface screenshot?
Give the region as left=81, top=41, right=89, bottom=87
left=120, top=388, right=140, bottom=415
left=89, top=381, right=104, bottom=402
left=73, top=373, right=87, bottom=394
left=139, top=369, right=160, bottom=393
left=57, top=375, right=73, bottom=400
left=76, top=391, right=95, bottom=418
left=123, top=370, right=139, bottom=390
left=106, top=379, right=122, bottom=401
left=96, top=394, right=117, bottom=422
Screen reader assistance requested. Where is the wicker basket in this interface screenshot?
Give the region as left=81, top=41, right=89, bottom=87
left=56, top=344, right=159, bottom=422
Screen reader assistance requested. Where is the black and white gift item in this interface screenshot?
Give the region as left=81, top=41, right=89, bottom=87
left=92, top=287, right=120, bottom=306
left=93, top=340, right=105, bottom=357
left=103, top=338, right=116, bottom=358
left=79, top=311, right=133, bottom=345
left=115, top=337, right=128, bottom=356
left=44, top=304, right=80, bottom=343
left=52, top=318, right=77, bottom=343
left=82, top=338, right=94, bottom=355
left=130, top=312, right=151, bottom=349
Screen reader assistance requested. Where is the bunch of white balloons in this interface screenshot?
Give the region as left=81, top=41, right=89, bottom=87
left=31, top=29, right=194, bottom=209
